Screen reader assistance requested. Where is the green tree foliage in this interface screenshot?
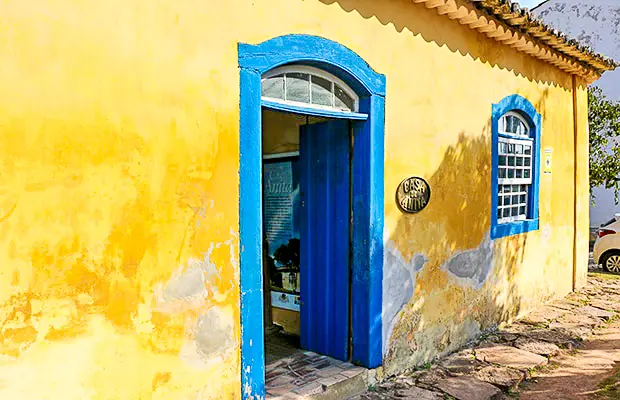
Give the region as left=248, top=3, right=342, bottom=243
left=589, top=86, right=620, bottom=201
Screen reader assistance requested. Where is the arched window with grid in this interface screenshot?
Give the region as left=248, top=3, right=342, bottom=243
left=491, top=95, right=541, bottom=239
left=497, top=112, right=533, bottom=223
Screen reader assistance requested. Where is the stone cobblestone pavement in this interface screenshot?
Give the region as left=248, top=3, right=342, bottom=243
left=350, top=272, right=620, bottom=400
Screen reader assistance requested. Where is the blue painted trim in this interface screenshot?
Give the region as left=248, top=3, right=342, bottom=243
left=239, top=34, right=386, bottom=398
left=492, top=219, right=540, bottom=238
left=351, top=95, right=385, bottom=368
left=490, top=94, right=542, bottom=240
left=239, top=34, right=386, bottom=97
left=261, top=99, right=368, bottom=120
left=239, top=67, right=265, bottom=399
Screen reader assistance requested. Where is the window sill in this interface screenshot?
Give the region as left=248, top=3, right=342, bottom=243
left=491, top=218, right=539, bottom=239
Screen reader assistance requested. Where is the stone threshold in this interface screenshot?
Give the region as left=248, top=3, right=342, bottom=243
left=266, top=350, right=383, bottom=399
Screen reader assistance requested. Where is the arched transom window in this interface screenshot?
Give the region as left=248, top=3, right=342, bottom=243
left=261, top=66, right=359, bottom=112
left=499, top=112, right=530, bottom=137
left=496, top=111, right=533, bottom=224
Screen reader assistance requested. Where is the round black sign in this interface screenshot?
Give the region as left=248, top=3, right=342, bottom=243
left=396, top=177, right=431, bottom=214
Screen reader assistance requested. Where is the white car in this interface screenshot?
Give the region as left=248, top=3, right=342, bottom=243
left=593, top=213, right=620, bottom=273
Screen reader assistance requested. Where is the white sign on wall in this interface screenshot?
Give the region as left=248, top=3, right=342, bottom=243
left=544, top=148, right=552, bottom=174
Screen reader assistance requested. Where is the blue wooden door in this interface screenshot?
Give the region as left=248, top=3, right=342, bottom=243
left=299, top=120, right=350, bottom=361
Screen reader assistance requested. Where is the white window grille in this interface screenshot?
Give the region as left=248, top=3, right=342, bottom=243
left=261, top=66, right=359, bottom=112
left=497, top=112, right=533, bottom=224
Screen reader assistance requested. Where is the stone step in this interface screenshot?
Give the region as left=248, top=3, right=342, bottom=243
left=473, top=365, right=524, bottom=391
left=305, top=368, right=371, bottom=400
left=435, top=376, right=503, bottom=400
left=474, top=345, right=548, bottom=371
left=578, top=305, right=616, bottom=320
left=513, top=337, right=560, bottom=357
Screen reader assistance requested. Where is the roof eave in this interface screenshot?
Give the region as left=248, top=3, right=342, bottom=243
left=413, top=0, right=617, bottom=83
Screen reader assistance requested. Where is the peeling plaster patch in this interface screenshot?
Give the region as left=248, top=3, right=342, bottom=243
left=382, top=240, right=427, bottom=355
left=443, top=233, right=494, bottom=289
left=243, top=381, right=260, bottom=400
left=159, top=234, right=238, bottom=307
left=229, top=228, right=239, bottom=280
left=163, top=245, right=220, bottom=302
left=163, top=262, right=210, bottom=301
left=412, top=254, right=427, bottom=272
left=384, top=318, right=482, bottom=376
left=195, top=306, right=235, bottom=359
left=179, top=306, right=236, bottom=369
left=154, top=232, right=239, bottom=369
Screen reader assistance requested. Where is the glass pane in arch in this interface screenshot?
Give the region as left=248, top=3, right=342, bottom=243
left=335, top=84, right=355, bottom=111
left=261, top=74, right=284, bottom=99
left=499, top=111, right=530, bottom=137
left=286, top=73, right=310, bottom=103
left=311, top=75, right=333, bottom=107
left=261, top=65, right=359, bottom=112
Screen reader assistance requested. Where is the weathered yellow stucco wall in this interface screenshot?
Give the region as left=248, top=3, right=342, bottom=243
left=0, top=0, right=591, bottom=398
left=0, top=1, right=244, bottom=398
left=574, top=78, right=590, bottom=290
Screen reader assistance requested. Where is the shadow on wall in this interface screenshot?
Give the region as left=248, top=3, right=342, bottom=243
left=319, top=0, right=572, bottom=89
left=312, top=2, right=562, bottom=370
left=382, top=88, right=553, bottom=374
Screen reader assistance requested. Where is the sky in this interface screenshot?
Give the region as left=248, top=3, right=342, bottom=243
left=517, top=0, right=545, bottom=9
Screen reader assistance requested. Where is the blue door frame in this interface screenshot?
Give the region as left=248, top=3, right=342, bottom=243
left=238, top=34, right=386, bottom=400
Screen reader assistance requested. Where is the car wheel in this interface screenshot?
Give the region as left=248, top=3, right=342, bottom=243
left=602, top=251, right=620, bottom=274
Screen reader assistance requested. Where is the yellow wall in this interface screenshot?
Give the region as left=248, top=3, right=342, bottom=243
left=0, top=0, right=592, bottom=398
left=574, top=77, right=590, bottom=289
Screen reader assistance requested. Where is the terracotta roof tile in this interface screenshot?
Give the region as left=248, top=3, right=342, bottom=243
left=413, top=0, right=616, bottom=82
left=468, top=0, right=617, bottom=72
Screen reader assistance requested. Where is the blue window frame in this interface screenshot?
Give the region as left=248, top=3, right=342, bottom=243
left=491, top=95, right=541, bottom=239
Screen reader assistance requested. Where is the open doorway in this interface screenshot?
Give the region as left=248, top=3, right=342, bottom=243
left=260, top=66, right=361, bottom=368
left=262, top=108, right=364, bottom=397
left=261, top=108, right=351, bottom=362
left=261, top=109, right=315, bottom=364
left=239, top=35, right=386, bottom=399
